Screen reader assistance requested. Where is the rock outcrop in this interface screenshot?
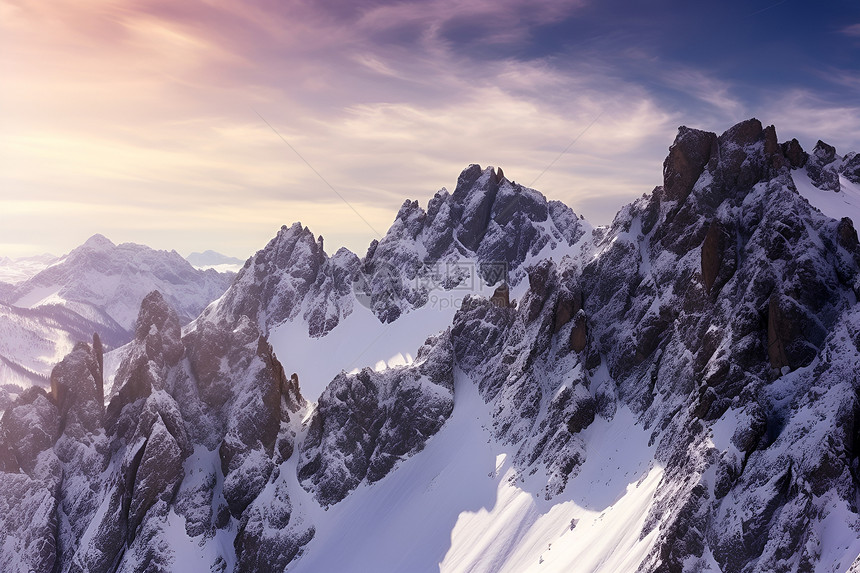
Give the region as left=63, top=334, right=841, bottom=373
left=298, top=331, right=454, bottom=506
left=806, top=139, right=841, bottom=192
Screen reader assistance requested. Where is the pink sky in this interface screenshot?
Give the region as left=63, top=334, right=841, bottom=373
left=2, top=0, right=859, bottom=259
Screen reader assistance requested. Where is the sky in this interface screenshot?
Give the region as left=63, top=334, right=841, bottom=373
left=2, top=0, right=859, bottom=260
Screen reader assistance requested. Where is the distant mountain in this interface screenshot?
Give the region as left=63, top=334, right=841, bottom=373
left=0, top=235, right=235, bottom=387
left=9, top=234, right=234, bottom=336
left=186, top=250, right=245, bottom=272
left=0, top=253, right=58, bottom=285
left=2, top=120, right=860, bottom=573
left=0, top=301, right=126, bottom=389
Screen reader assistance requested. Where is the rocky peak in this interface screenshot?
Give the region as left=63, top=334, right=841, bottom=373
left=359, top=163, right=585, bottom=322
left=106, top=292, right=184, bottom=439
left=807, top=139, right=841, bottom=192
left=135, top=291, right=181, bottom=342
left=812, top=139, right=837, bottom=164
left=841, top=151, right=860, bottom=184
left=662, top=126, right=718, bottom=202
left=781, top=138, right=808, bottom=168
left=80, top=233, right=117, bottom=251
left=452, top=165, right=501, bottom=251
left=214, top=222, right=339, bottom=334
left=713, top=118, right=787, bottom=195
left=50, top=338, right=104, bottom=436
left=2, top=120, right=860, bottom=573
left=133, top=291, right=184, bottom=372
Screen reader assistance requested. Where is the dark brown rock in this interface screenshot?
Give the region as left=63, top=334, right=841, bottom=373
left=766, top=293, right=821, bottom=372
left=566, top=394, right=596, bottom=434
left=553, top=290, right=581, bottom=333
left=781, top=138, right=808, bottom=168
left=570, top=311, right=587, bottom=353
left=763, top=125, right=787, bottom=171
left=723, top=118, right=765, bottom=147
left=713, top=118, right=772, bottom=193
left=491, top=283, right=510, bottom=308
left=767, top=294, right=791, bottom=371
left=663, top=127, right=718, bottom=202
left=701, top=221, right=724, bottom=293
left=837, top=217, right=859, bottom=250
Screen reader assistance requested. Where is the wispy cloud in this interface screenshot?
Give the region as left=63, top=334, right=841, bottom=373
left=841, top=23, right=860, bottom=37
left=2, top=0, right=858, bottom=258
left=763, top=90, right=860, bottom=153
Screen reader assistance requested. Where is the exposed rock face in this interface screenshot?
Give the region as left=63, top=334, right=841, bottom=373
left=700, top=220, right=727, bottom=293
left=490, top=283, right=511, bottom=307
left=211, top=223, right=360, bottom=337
left=841, top=151, right=860, bottom=184
left=569, top=311, right=588, bottom=353
left=356, top=165, right=587, bottom=323
left=105, top=291, right=184, bottom=440
left=662, top=126, right=719, bottom=202
left=807, top=139, right=841, bottom=192
left=298, top=331, right=454, bottom=506
left=451, top=260, right=597, bottom=499
left=837, top=216, right=859, bottom=250
left=781, top=137, right=808, bottom=168
left=574, top=120, right=860, bottom=572
left=51, top=337, right=104, bottom=436
left=0, top=387, right=58, bottom=475
left=0, top=470, right=60, bottom=573
left=1, top=288, right=311, bottom=571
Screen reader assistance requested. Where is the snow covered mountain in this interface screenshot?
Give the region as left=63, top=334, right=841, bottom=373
left=0, top=301, right=126, bottom=397
left=0, top=235, right=235, bottom=388
left=8, top=234, right=235, bottom=335
left=0, top=253, right=58, bottom=285
left=2, top=119, right=860, bottom=573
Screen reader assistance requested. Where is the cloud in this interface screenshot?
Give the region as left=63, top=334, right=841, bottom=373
left=657, top=67, right=747, bottom=121
left=762, top=90, right=860, bottom=153
left=841, top=23, right=860, bottom=37
left=5, top=0, right=855, bottom=259
left=1, top=0, right=684, bottom=257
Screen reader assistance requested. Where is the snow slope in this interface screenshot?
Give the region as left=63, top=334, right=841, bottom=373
left=287, top=369, right=660, bottom=573
left=793, top=169, right=860, bottom=225
left=268, top=273, right=492, bottom=401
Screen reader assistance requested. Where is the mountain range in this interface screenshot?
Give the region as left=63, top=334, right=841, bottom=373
left=1, top=118, right=859, bottom=573
left=0, top=236, right=234, bottom=392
